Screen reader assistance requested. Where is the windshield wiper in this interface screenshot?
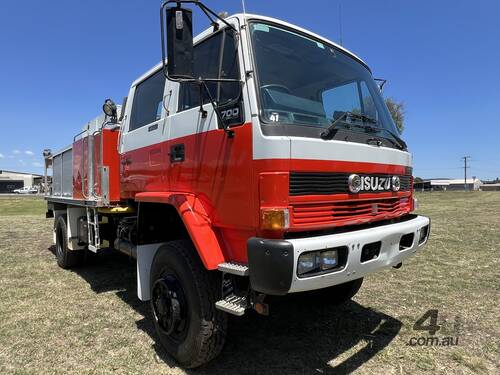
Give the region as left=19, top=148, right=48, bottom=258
left=321, top=111, right=407, bottom=150
left=364, top=126, right=407, bottom=150
left=320, top=112, right=349, bottom=139
left=321, top=111, right=377, bottom=139
left=348, top=112, right=378, bottom=124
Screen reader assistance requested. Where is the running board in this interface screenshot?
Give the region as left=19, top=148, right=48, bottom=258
left=215, top=294, right=247, bottom=316
left=217, top=262, right=249, bottom=276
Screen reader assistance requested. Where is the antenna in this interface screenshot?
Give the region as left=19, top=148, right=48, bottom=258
left=338, top=3, right=343, bottom=46
left=241, top=0, right=247, bottom=15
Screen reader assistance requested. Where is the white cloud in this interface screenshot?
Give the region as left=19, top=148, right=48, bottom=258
left=32, top=161, right=44, bottom=168
left=18, top=159, right=26, bottom=165
left=13, top=150, right=21, bottom=155
left=0, top=153, right=4, bottom=159
left=25, top=150, right=34, bottom=156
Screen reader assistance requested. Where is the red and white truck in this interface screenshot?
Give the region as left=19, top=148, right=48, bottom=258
left=45, top=1, right=430, bottom=368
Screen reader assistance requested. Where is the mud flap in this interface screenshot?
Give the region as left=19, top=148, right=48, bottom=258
left=136, top=242, right=166, bottom=301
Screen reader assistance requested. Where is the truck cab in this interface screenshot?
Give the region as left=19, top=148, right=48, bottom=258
left=118, top=11, right=429, bottom=288
left=45, top=4, right=430, bottom=368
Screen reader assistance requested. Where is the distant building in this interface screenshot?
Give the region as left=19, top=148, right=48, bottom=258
left=482, top=183, right=500, bottom=191
left=0, top=170, right=43, bottom=193
left=414, top=177, right=483, bottom=191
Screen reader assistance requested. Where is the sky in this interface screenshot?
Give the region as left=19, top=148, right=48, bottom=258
left=0, top=0, right=499, bottom=180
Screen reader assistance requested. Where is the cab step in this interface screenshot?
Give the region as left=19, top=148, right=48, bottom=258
left=215, top=294, right=247, bottom=316
left=217, top=262, right=249, bottom=276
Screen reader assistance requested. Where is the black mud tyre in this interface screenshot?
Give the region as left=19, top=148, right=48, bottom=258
left=150, top=240, right=227, bottom=368
left=55, top=215, right=84, bottom=269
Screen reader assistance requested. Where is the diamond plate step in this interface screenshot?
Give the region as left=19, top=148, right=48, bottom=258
left=215, top=294, right=247, bottom=316
left=217, top=262, right=249, bottom=276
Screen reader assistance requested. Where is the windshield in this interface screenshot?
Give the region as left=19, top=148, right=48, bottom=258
left=249, top=22, right=400, bottom=141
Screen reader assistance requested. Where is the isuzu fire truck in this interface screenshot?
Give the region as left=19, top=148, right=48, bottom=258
left=45, top=1, right=430, bottom=368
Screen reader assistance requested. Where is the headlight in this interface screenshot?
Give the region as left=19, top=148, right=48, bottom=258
left=320, top=249, right=338, bottom=270
left=297, top=252, right=319, bottom=275
left=297, top=248, right=341, bottom=276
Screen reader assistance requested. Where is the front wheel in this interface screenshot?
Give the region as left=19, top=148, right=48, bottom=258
left=150, top=240, right=227, bottom=368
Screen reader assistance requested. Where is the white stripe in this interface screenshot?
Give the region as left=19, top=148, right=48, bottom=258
left=252, top=132, right=411, bottom=167
left=290, top=137, right=411, bottom=166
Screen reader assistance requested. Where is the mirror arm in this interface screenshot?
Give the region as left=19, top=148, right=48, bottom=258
left=199, top=80, right=234, bottom=138
left=198, top=84, right=208, bottom=118
left=198, top=5, right=218, bottom=32
left=374, top=78, right=387, bottom=93
left=195, top=2, right=237, bottom=32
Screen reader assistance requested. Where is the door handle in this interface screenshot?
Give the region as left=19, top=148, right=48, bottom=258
left=169, top=144, right=185, bottom=162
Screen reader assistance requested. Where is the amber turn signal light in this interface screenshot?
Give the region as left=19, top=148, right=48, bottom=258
left=260, top=208, right=289, bottom=230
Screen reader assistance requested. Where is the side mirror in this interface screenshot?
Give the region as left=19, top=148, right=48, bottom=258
left=166, top=7, right=194, bottom=79
left=102, top=99, right=117, bottom=118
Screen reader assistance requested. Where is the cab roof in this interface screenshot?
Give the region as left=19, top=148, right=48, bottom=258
left=132, top=13, right=370, bottom=87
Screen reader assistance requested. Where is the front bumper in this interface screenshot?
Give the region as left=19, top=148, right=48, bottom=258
left=248, top=215, right=430, bottom=295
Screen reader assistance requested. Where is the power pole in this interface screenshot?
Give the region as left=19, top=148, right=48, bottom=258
left=461, top=156, right=470, bottom=191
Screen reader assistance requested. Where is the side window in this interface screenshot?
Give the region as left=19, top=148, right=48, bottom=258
left=178, top=29, right=240, bottom=112
left=219, top=30, right=240, bottom=104
left=321, top=81, right=361, bottom=119
left=179, top=32, right=222, bottom=111
left=129, top=70, right=166, bottom=131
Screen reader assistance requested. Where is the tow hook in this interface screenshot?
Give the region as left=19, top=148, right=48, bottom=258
left=393, top=262, right=403, bottom=269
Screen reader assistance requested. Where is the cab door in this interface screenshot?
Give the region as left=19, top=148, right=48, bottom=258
left=119, top=69, right=169, bottom=197
left=166, top=23, right=255, bottom=233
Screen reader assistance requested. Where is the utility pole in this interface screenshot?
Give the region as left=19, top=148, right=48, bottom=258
left=461, top=156, right=470, bottom=191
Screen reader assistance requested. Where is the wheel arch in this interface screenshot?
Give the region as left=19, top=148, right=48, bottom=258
left=135, top=192, right=226, bottom=270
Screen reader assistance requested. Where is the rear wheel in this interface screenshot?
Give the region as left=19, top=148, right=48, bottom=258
left=55, top=215, right=84, bottom=269
left=150, top=240, right=227, bottom=368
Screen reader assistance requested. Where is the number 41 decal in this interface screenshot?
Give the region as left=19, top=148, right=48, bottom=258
left=413, top=309, right=441, bottom=335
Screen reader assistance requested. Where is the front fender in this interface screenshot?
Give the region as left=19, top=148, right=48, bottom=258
left=134, top=192, right=225, bottom=270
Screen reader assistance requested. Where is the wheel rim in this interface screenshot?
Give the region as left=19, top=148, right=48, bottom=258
left=151, top=274, right=188, bottom=339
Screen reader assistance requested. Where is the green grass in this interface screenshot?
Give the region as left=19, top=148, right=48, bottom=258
left=0, top=195, right=46, bottom=216
left=0, top=193, right=498, bottom=374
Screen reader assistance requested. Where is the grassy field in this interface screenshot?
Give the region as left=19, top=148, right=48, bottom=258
left=0, top=193, right=498, bottom=374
